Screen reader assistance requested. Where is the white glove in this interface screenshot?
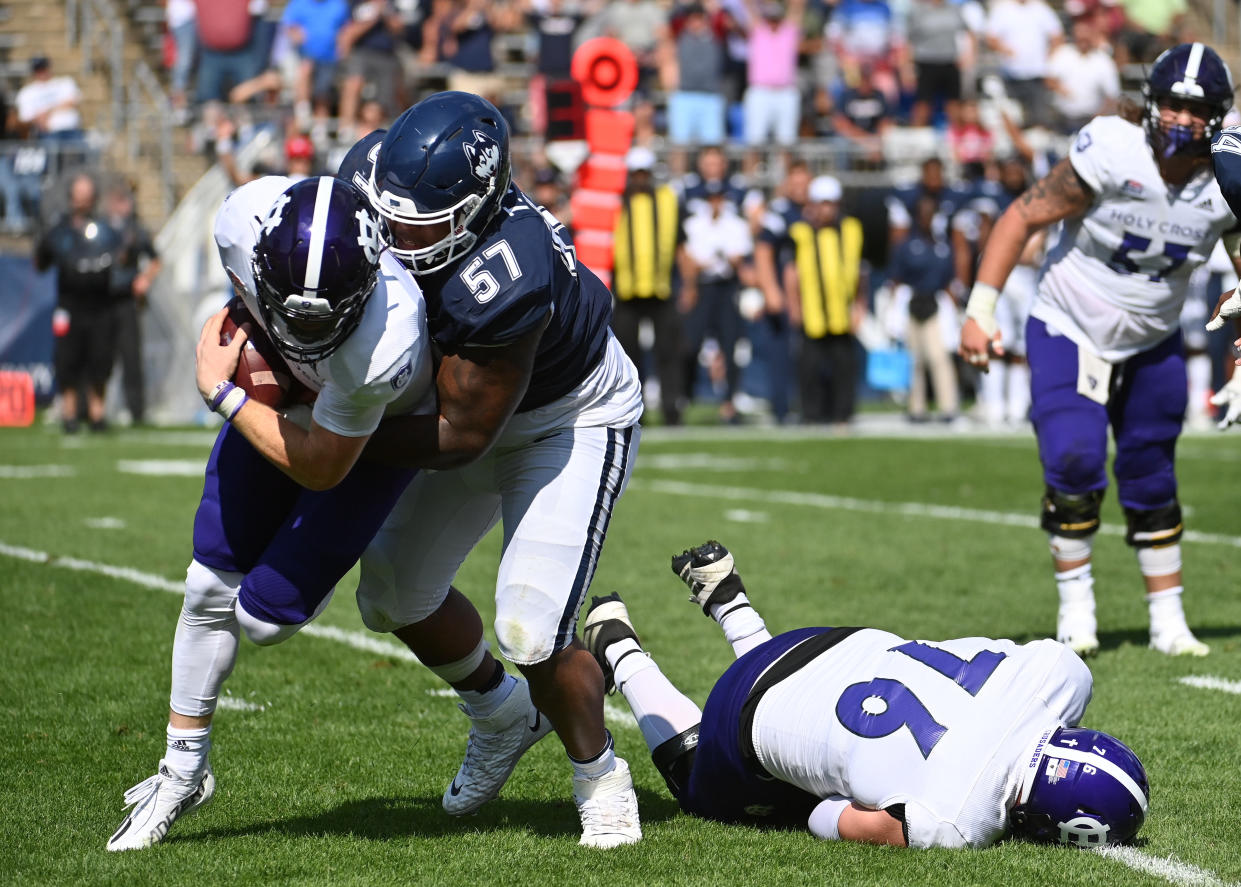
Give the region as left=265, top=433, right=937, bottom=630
left=1209, top=375, right=1241, bottom=428
left=1206, top=288, right=1241, bottom=331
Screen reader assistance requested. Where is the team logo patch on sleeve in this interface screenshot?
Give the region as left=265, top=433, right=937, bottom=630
left=391, top=360, right=412, bottom=390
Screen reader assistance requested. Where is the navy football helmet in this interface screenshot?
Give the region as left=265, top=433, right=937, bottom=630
left=369, top=92, right=512, bottom=275
left=336, top=128, right=386, bottom=198
left=1143, top=42, right=1235, bottom=158
left=252, top=176, right=384, bottom=362
left=1010, top=726, right=1149, bottom=848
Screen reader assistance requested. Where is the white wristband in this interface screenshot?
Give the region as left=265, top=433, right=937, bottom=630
left=965, top=282, right=1001, bottom=337
left=807, top=795, right=852, bottom=841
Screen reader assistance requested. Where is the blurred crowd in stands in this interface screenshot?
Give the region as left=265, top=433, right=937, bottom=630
left=5, top=0, right=1234, bottom=429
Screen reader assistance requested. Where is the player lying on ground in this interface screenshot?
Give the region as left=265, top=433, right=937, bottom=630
left=583, top=541, right=1149, bottom=849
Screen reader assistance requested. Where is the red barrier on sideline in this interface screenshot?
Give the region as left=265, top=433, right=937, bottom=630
left=0, top=371, right=36, bottom=427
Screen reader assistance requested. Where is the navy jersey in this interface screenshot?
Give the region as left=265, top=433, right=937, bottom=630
left=417, top=186, right=614, bottom=411
left=758, top=196, right=804, bottom=268
left=1211, top=126, right=1241, bottom=220
left=681, top=173, right=756, bottom=218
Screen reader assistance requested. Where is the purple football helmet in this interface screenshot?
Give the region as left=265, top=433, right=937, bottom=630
left=252, top=176, right=384, bottom=362
left=1010, top=726, right=1149, bottom=848
left=1143, top=42, right=1235, bottom=159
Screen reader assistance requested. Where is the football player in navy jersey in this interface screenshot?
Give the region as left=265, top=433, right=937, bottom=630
left=1207, top=126, right=1241, bottom=426
left=354, top=92, right=646, bottom=848
left=961, top=43, right=1241, bottom=659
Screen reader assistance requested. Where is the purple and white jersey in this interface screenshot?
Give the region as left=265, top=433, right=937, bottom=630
left=1034, top=116, right=1238, bottom=362
left=213, top=177, right=435, bottom=437
left=750, top=630, right=1092, bottom=848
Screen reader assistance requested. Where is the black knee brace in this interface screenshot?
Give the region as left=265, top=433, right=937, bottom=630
left=1124, top=500, right=1183, bottom=548
left=1040, top=486, right=1104, bottom=538
left=651, top=724, right=699, bottom=801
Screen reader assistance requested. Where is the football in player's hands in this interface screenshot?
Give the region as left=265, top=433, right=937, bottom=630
left=219, top=298, right=314, bottom=408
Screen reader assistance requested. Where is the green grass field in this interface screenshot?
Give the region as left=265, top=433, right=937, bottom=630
left=2, top=421, right=1239, bottom=886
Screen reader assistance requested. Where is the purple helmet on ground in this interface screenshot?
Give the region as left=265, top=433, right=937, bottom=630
left=1143, top=42, right=1235, bottom=159
left=252, top=176, right=384, bottom=362
left=1010, top=726, right=1150, bottom=847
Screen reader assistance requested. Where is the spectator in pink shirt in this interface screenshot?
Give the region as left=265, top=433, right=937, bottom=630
left=740, top=0, right=805, bottom=172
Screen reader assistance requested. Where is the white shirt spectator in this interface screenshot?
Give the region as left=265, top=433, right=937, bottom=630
left=16, top=76, right=82, bottom=134
left=684, top=206, right=753, bottom=281
left=985, top=0, right=1062, bottom=80
left=1046, top=41, right=1120, bottom=120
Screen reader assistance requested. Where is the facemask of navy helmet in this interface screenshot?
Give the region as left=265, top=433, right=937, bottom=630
left=368, top=91, right=513, bottom=276
left=252, top=177, right=384, bottom=363
left=1009, top=726, right=1149, bottom=848
left=1143, top=42, right=1236, bottom=159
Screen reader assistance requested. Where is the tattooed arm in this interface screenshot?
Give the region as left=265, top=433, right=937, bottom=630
left=975, top=158, right=1094, bottom=291
left=961, top=160, right=1094, bottom=367
left=362, top=312, right=550, bottom=470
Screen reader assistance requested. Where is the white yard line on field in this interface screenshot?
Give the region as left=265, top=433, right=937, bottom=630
left=116, top=459, right=207, bottom=477
left=1178, top=675, right=1241, bottom=695
left=83, top=517, right=127, bottom=530
left=0, top=465, right=76, bottom=478
left=632, top=479, right=1241, bottom=549
left=1096, top=845, right=1240, bottom=887
left=218, top=696, right=267, bottom=712
left=0, top=540, right=417, bottom=662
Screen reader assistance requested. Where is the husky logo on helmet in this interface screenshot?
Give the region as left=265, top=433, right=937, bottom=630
left=464, top=130, right=501, bottom=183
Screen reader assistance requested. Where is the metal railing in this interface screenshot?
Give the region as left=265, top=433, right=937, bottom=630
left=64, top=0, right=175, bottom=216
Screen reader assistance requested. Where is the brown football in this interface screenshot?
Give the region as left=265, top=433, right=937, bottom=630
left=219, top=298, right=313, bottom=408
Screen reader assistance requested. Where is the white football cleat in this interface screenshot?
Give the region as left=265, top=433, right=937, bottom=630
left=1150, top=630, right=1210, bottom=657
left=106, top=761, right=215, bottom=851
left=574, top=757, right=642, bottom=848
left=1057, top=605, right=1099, bottom=658
left=443, top=678, right=553, bottom=816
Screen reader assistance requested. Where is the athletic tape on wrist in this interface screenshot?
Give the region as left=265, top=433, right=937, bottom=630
left=208, top=381, right=248, bottom=421
left=966, top=282, right=1001, bottom=334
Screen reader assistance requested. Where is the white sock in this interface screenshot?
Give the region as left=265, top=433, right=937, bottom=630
left=1056, top=564, right=1095, bottom=611
left=170, top=561, right=241, bottom=717
left=1147, top=586, right=1192, bottom=642
left=571, top=730, right=616, bottom=781
left=164, top=725, right=210, bottom=780
left=459, top=671, right=517, bottom=719
left=708, top=592, right=771, bottom=657
left=605, top=638, right=653, bottom=688
left=614, top=656, right=703, bottom=753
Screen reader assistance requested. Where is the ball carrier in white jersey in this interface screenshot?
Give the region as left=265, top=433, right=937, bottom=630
left=108, top=175, right=458, bottom=850
left=960, top=43, right=1241, bottom=658
left=583, top=541, right=1150, bottom=849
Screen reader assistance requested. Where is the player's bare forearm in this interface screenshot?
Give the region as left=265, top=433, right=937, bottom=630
left=364, top=317, right=547, bottom=470
left=229, top=401, right=366, bottom=490
left=976, top=159, right=1092, bottom=290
